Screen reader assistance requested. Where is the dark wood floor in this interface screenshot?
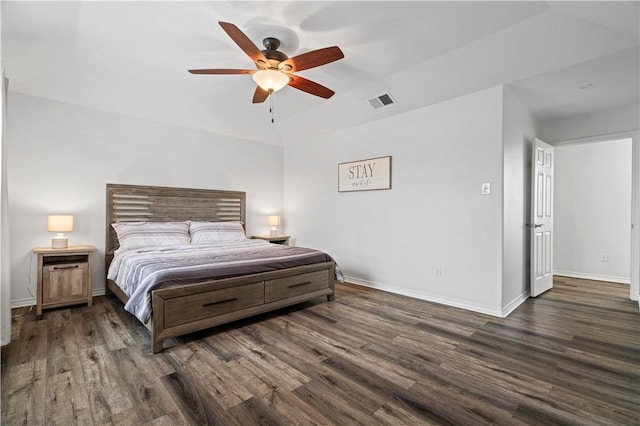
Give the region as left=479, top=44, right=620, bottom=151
left=2, top=276, right=639, bottom=425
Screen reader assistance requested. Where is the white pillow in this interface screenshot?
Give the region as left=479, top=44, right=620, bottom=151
left=112, top=221, right=190, bottom=250
left=189, top=221, right=246, bottom=244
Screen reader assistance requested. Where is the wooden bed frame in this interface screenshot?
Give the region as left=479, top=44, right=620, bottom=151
left=105, top=183, right=335, bottom=353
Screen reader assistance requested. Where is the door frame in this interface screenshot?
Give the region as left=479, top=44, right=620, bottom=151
left=552, top=130, right=639, bottom=302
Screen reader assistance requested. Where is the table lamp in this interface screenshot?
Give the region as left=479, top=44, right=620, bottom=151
left=48, top=214, right=74, bottom=248
left=267, top=215, right=280, bottom=236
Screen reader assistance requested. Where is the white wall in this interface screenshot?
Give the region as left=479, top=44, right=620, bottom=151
left=634, top=131, right=640, bottom=301
left=540, top=103, right=639, bottom=143
left=285, top=86, right=506, bottom=315
left=6, top=93, right=284, bottom=307
left=1, top=71, right=11, bottom=345
left=502, top=87, right=539, bottom=312
left=554, top=139, right=632, bottom=283
left=1, top=0, right=11, bottom=344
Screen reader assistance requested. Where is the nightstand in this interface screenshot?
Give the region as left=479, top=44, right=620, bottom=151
left=250, top=235, right=291, bottom=245
left=33, top=245, right=95, bottom=318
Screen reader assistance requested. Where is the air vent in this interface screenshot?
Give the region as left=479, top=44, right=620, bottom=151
left=368, top=93, right=396, bottom=109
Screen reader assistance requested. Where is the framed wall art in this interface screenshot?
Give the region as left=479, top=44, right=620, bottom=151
left=338, top=156, right=392, bottom=192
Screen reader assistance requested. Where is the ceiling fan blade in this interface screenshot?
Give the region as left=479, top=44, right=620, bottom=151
left=188, top=69, right=255, bottom=75
left=288, top=75, right=335, bottom=99
left=218, top=21, right=269, bottom=68
left=252, top=87, right=270, bottom=104
left=282, top=46, right=344, bottom=72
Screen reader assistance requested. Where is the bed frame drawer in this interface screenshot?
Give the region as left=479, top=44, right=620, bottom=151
left=164, top=282, right=264, bottom=328
left=265, top=270, right=329, bottom=303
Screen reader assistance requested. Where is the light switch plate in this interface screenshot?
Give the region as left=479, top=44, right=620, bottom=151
left=482, top=183, right=491, bottom=195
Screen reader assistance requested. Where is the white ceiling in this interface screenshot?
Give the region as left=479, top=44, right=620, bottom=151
left=2, top=1, right=639, bottom=145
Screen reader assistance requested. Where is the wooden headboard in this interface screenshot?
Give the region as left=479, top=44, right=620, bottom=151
left=106, top=184, right=246, bottom=258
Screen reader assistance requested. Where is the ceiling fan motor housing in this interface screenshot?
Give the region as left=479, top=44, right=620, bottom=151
left=261, top=37, right=288, bottom=67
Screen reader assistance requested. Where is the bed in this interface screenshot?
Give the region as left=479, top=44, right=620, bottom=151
left=105, top=183, right=339, bottom=353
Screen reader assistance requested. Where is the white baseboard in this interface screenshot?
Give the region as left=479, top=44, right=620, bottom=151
left=553, top=270, right=630, bottom=285
left=11, top=297, right=35, bottom=309
left=502, top=291, right=529, bottom=317
left=344, top=276, right=509, bottom=317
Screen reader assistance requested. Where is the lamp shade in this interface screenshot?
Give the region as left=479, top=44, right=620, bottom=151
left=48, top=215, right=74, bottom=232
left=252, top=70, right=290, bottom=92
left=267, top=215, right=280, bottom=227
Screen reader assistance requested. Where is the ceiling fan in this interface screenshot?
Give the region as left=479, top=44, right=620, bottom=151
left=189, top=21, right=344, bottom=103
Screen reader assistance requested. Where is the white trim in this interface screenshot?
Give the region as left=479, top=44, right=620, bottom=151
left=633, top=131, right=640, bottom=301
left=553, top=270, right=630, bottom=285
left=550, top=130, right=637, bottom=147
left=344, top=276, right=506, bottom=317
left=11, top=297, right=35, bottom=309
left=502, top=291, right=529, bottom=317
left=1, top=68, right=11, bottom=345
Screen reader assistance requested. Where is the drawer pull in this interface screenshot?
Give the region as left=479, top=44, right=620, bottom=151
left=288, top=281, right=312, bottom=289
left=53, top=265, right=79, bottom=270
left=202, top=297, right=238, bottom=308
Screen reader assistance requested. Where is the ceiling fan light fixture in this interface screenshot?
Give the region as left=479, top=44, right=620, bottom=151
left=252, top=69, right=289, bottom=92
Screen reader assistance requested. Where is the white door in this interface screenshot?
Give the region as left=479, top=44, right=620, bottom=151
left=531, top=139, right=554, bottom=297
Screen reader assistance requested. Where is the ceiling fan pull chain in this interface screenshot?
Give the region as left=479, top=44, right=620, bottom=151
left=270, top=92, right=275, bottom=123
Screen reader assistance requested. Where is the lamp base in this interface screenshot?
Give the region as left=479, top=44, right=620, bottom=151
left=51, top=234, right=69, bottom=249
left=270, top=229, right=278, bottom=237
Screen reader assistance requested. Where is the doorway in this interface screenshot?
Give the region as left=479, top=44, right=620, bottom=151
left=553, top=136, right=634, bottom=294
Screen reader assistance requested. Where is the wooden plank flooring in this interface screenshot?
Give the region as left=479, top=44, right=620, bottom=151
left=2, top=276, right=639, bottom=425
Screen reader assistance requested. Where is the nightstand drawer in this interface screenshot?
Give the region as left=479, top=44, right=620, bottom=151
left=265, top=270, right=329, bottom=303
left=164, top=282, right=264, bottom=328
left=42, top=262, right=89, bottom=305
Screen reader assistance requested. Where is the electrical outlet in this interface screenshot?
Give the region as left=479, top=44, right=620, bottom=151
left=600, top=253, right=609, bottom=262
left=435, top=268, right=442, bottom=278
